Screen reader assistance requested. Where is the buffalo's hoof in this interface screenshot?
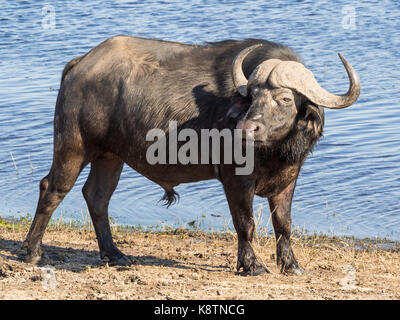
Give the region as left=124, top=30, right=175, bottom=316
left=108, top=255, right=133, bottom=266
left=24, top=253, right=42, bottom=265
left=24, top=245, right=43, bottom=264
left=281, top=262, right=305, bottom=275
left=236, top=262, right=270, bottom=276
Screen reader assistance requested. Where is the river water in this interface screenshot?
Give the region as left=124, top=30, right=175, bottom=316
left=1, top=0, right=399, bottom=239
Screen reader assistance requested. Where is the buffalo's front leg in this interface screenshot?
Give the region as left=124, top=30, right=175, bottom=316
left=268, top=180, right=304, bottom=275
left=223, top=178, right=269, bottom=276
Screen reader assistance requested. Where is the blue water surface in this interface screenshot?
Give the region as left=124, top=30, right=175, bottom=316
left=0, top=0, right=399, bottom=239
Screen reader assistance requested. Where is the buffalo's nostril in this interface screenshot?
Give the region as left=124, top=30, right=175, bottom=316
left=236, top=120, right=266, bottom=141
left=236, top=120, right=264, bottom=140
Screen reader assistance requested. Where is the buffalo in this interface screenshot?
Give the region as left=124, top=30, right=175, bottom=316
left=24, top=36, right=360, bottom=275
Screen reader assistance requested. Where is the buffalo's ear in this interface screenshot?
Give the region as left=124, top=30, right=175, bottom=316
left=305, top=103, right=324, bottom=126
left=297, top=102, right=324, bottom=138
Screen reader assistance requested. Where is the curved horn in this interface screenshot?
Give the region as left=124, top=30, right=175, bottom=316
left=268, top=53, right=361, bottom=109
left=247, top=59, right=282, bottom=89
left=232, top=44, right=263, bottom=96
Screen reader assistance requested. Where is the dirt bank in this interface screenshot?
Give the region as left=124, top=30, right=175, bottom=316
left=1, top=222, right=399, bottom=300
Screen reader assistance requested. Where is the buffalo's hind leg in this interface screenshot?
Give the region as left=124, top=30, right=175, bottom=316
left=24, top=152, right=87, bottom=264
left=268, top=180, right=305, bottom=275
left=82, top=154, right=129, bottom=265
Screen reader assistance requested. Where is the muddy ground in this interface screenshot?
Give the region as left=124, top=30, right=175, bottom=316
left=1, top=223, right=400, bottom=300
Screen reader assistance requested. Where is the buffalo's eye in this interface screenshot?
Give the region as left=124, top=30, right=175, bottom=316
left=274, top=94, right=293, bottom=104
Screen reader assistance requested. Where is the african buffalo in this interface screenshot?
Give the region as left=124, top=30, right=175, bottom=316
left=24, top=36, right=360, bottom=275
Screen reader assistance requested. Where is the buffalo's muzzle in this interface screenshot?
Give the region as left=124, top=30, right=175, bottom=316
left=236, top=120, right=266, bottom=141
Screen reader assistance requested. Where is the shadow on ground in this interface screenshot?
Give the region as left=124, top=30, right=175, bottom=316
left=0, top=238, right=229, bottom=273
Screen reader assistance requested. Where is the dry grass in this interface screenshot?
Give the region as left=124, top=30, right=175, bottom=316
left=0, top=214, right=399, bottom=300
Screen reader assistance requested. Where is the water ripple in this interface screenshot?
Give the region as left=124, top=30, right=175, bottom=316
left=0, top=0, right=399, bottom=239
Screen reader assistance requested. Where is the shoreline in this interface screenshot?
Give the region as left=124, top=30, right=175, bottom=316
left=1, top=217, right=400, bottom=300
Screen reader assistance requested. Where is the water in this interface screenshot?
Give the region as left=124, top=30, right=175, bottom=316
left=1, top=0, right=399, bottom=240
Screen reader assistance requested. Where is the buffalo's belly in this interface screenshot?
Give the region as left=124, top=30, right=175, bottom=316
left=133, top=162, right=216, bottom=185
left=106, top=139, right=217, bottom=185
